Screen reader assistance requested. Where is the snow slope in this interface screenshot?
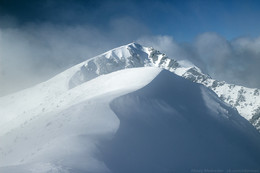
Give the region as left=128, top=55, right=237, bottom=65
left=61, top=42, right=260, bottom=131
left=0, top=67, right=161, bottom=172
left=1, top=66, right=260, bottom=172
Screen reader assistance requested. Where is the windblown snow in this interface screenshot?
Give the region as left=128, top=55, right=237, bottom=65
left=0, top=43, right=260, bottom=172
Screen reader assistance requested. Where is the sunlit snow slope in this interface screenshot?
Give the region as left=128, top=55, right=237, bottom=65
left=1, top=66, right=260, bottom=172
left=0, top=67, right=161, bottom=172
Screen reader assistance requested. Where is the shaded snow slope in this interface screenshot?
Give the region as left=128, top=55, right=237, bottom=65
left=105, top=70, right=260, bottom=172
left=62, top=42, right=260, bottom=131
left=1, top=67, right=260, bottom=172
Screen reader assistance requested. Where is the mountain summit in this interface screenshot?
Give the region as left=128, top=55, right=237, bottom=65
left=1, top=43, right=260, bottom=172
left=65, top=42, right=260, bottom=131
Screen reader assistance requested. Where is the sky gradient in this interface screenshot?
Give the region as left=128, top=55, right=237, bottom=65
left=1, top=0, right=260, bottom=41
left=1, top=0, right=260, bottom=95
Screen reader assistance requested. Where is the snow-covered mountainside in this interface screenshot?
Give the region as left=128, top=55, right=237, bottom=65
left=1, top=66, right=260, bottom=172
left=65, top=42, right=260, bottom=131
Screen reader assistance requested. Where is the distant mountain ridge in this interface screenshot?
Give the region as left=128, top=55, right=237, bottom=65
left=67, top=42, right=260, bottom=131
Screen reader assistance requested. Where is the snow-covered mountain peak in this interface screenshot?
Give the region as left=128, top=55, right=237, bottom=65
left=67, top=42, right=182, bottom=89
left=68, top=43, right=149, bottom=88
left=63, top=42, right=260, bottom=131
left=98, top=42, right=148, bottom=61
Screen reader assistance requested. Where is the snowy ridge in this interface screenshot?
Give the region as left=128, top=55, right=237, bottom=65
left=60, top=42, right=260, bottom=131
left=145, top=45, right=260, bottom=127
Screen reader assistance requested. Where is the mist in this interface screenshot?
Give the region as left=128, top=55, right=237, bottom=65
left=0, top=17, right=149, bottom=96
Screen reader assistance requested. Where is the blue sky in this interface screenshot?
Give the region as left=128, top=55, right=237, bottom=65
left=1, top=0, right=260, bottom=41
left=1, top=0, right=260, bottom=95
